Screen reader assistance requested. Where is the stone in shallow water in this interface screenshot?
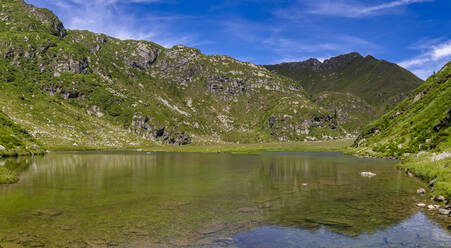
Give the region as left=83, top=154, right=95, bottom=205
left=198, top=224, right=225, bottom=235
left=417, top=203, right=426, bottom=207
left=360, top=172, right=376, bottom=177
left=416, top=188, right=426, bottom=194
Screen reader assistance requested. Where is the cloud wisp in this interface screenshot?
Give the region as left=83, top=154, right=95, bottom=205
left=399, top=39, right=451, bottom=79
left=30, top=0, right=197, bottom=48
left=278, top=0, right=434, bottom=19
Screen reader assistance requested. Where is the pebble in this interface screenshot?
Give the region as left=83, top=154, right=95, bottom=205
left=416, top=203, right=426, bottom=207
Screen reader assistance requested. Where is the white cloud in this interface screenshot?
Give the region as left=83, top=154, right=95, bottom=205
left=302, top=0, right=434, bottom=18
left=398, top=40, right=451, bottom=79
left=28, top=0, right=197, bottom=48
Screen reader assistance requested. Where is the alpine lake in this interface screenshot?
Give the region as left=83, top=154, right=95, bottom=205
left=0, top=151, right=450, bottom=247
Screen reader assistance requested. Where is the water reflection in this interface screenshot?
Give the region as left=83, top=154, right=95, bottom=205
left=234, top=213, right=451, bottom=248
left=0, top=151, right=449, bottom=247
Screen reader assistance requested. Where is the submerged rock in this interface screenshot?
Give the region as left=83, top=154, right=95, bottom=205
left=198, top=224, right=225, bottom=235
left=237, top=207, right=257, bottom=213
left=32, top=209, right=62, bottom=217
left=416, top=203, right=426, bottom=207
left=360, top=172, right=376, bottom=177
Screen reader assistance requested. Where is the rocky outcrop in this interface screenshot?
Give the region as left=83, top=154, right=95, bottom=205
left=129, top=114, right=191, bottom=145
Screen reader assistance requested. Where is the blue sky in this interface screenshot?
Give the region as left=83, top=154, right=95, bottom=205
left=28, top=0, right=451, bottom=79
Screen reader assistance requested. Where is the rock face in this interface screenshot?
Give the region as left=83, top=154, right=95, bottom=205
left=129, top=114, right=191, bottom=145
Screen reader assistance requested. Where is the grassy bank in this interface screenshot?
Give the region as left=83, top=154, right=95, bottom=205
left=142, top=139, right=354, bottom=154
left=398, top=153, right=451, bottom=199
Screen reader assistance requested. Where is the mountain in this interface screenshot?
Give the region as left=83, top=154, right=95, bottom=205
left=353, top=62, right=450, bottom=158
left=0, top=0, right=353, bottom=152
left=264, top=53, right=423, bottom=128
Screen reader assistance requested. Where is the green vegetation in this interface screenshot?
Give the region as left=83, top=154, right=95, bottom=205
left=398, top=156, right=451, bottom=198
left=354, top=62, right=450, bottom=158
left=0, top=110, right=42, bottom=157
left=354, top=62, right=451, bottom=198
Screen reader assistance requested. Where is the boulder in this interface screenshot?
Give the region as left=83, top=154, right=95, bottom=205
left=0, top=144, right=5, bottom=151
left=438, top=209, right=451, bottom=215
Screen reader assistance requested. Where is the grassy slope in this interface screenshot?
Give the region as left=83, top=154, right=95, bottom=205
left=353, top=62, right=451, bottom=198
left=0, top=110, right=42, bottom=184
left=0, top=110, right=42, bottom=156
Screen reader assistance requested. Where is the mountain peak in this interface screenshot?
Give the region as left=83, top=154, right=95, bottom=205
left=321, top=52, right=363, bottom=70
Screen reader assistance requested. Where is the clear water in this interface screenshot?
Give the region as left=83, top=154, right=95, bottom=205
left=0, top=151, right=449, bottom=247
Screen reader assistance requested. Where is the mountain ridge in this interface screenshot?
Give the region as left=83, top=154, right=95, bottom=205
left=264, top=52, right=423, bottom=111
left=0, top=0, right=351, bottom=153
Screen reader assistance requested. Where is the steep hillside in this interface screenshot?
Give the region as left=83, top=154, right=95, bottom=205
left=265, top=53, right=423, bottom=124
left=0, top=110, right=42, bottom=156
left=353, top=62, right=450, bottom=198
left=0, top=0, right=349, bottom=151
left=353, top=62, right=450, bottom=157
